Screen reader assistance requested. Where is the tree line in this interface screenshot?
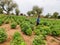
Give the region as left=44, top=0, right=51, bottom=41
left=0, top=0, right=60, bottom=19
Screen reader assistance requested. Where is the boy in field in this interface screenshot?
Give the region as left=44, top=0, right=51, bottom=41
left=36, top=15, right=40, bottom=26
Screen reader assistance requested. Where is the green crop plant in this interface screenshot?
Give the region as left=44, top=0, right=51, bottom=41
left=0, top=28, right=7, bottom=43
left=10, top=32, right=26, bottom=45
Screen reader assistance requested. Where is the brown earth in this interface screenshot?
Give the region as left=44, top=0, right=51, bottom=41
left=0, top=24, right=60, bottom=45
left=46, top=36, right=60, bottom=45
left=0, top=24, right=34, bottom=45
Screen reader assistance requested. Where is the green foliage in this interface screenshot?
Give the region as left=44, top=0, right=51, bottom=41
left=0, top=8, right=3, bottom=14
left=41, top=26, right=51, bottom=35
left=30, top=24, right=35, bottom=30
left=15, top=8, right=20, bottom=15
left=51, top=29, right=60, bottom=36
left=33, top=35, right=46, bottom=45
left=45, top=13, right=51, bottom=18
left=27, top=6, right=43, bottom=16
left=0, top=28, right=7, bottom=43
left=34, top=29, right=40, bottom=35
left=27, top=11, right=32, bottom=16
left=0, top=19, right=3, bottom=26
left=5, top=19, right=9, bottom=24
left=10, top=32, right=26, bottom=45
left=42, top=21, right=50, bottom=26
left=33, top=6, right=43, bottom=15
left=21, top=23, right=32, bottom=36
left=25, top=28, right=32, bottom=36
left=11, top=22, right=17, bottom=29
left=58, top=16, right=60, bottom=19
left=0, top=0, right=17, bottom=14
left=53, top=12, right=59, bottom=18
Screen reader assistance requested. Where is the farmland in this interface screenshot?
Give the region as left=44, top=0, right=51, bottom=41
left=0, top=14, right=60, bottom=45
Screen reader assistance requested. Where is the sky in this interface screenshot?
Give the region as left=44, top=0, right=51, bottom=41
left=13, top=0, right=60, bottom=15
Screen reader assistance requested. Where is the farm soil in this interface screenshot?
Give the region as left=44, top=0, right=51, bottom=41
left=0, top=24, right=60, bottom=45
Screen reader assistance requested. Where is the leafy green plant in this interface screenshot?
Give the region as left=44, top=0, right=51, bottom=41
left=0, top=19, right=3, bottom=26
left=0, top=28, right=7, bottom=43
left=11, top=22, right=17, bottom=29
left=51, top=30, right=60, bottom=36
left=10, top=32, right=26, bottom=45
left=40, top=26, right=51, bottom=35
left=25, top=28, right=32, bottom=36
left=34, top=29, right=40, bottom=35
left=30, top=24, right=35, bottom=31
left=33, top=35, right=46, bottom=45
left=43, top=22, right=48, bottom=26
left=5, top=19, right=9, bottom=24
left=21, top=22, right=32, bottom=36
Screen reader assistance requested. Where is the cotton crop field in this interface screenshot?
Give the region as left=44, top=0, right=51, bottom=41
left=0, top=14, right=60, bottom=45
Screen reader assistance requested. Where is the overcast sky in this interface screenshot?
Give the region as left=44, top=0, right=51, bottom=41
left=13, top=0, right=60, bottom=15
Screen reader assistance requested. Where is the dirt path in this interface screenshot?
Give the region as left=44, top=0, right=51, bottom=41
left=46, top=36, right=60, bottom=45
left=0, top=24, right=35, bottom=45
left=19, top=27, right=35, bottom=45
left=0, top=24, right=19, bottom=45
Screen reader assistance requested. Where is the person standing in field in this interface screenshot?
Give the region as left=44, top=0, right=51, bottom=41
left=36, top=15, right=40, bottom=26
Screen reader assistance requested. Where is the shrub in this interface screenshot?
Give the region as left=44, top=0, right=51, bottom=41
left=11, top=22, right=17, bottom=29
left=33, top=35, right=46, bottom=45
left=30, top=24, right=35, bottom=31
left=21, top=23, right=32, bottom=36
left=0, top=19, right=3, bottom=26
left=10, top=32, right=26, bottom=45
left=58, top=16, right=60, bottom=19
left=25, top=28, right=32, bottom=36
left=21, top=23, right=29, bottom=32
left=51, top=30, right=60, bottom=36
left=43, top=22, right=48, bottom=26
left=40, top=26, right=51, bottom=35
left=0, top=28, right=7, bottom=43
left=5, top=20, right=9, bottom=24
left=34, top=29, right=40, bottom=35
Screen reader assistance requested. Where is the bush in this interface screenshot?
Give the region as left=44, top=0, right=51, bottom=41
left=34, top=29, right=40, bottom=35
left=43, top=22, right=49, bottom=26
left=0, top=28, right=7, bottom=43
left=30, top=24, right=35, bottom=31
left=5, top=20, right=9, bottom=24
left=58, top=16, right=60, bottom=19
left=25, top=28, right=32, bottom=36
left=21, top=23, right=30, bottom=32
left=10, top=32, right=26, bottom=45
left=51, top=30, right=60, bottom=36
left=11, top=23, right=17, bottom=29
left=33, top=35, right=46, bottom=45
left=21, top=22, right=32, bottom=36
left=0, top=19, right=3, bottom=26
left=40, top=26, right=51, bottom=35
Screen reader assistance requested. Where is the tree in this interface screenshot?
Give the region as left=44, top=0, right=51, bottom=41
left=11, top=13, right=14, bottom=15
left=27, top=10, right=35, bottom=16
left=0, top=0, right=17, bottom=15
left=53, top=12, right=59, bottom=19
left=27, top=6, right=43, bottom=16
left=15, top=8, right=20, bottom=15
left=33, top=6, right=43, bottom=16
left=27, top=11, right=32, bottom=16
left=58, top=15, right=60, bottom=19
left=45, top=13, right=51, bottom=18
left=0, top=8, right=3, bottom=14
left=20, top=13, right=24, bottom=16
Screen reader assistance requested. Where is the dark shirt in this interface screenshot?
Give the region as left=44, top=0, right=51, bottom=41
left=37, top=18, right=40, bottom=23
